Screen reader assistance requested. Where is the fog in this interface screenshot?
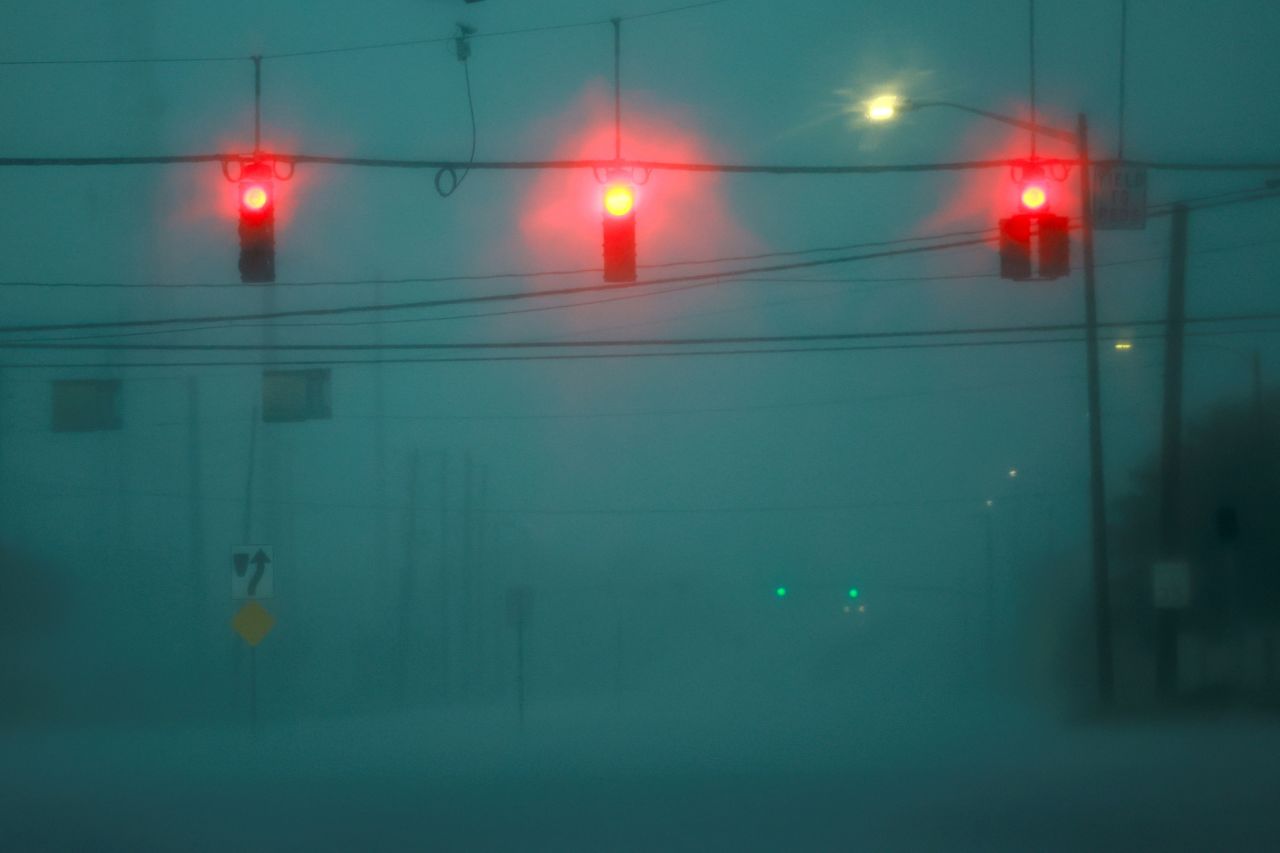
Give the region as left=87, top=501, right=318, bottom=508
left=3, top=0, right=1280, bottom=849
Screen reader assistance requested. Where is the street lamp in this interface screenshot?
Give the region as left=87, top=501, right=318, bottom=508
left=870, top=94, right=1115, bottom=708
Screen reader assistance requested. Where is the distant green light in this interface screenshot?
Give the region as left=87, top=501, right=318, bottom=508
left=848, top=588, right=860, bottom=599
left=775, top=586, right=788, bottom=598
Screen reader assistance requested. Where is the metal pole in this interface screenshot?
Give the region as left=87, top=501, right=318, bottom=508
left=1117, top=0, right=1128, bottom=159
left=463, top=451, right=474, bottom=697
left=612, top=18, right=622, bottom=161
left=1157, top=203, right=1189, bottom=699
left=1078, top=113, right=1114, bottom=708
left=399, top=449, right=419, bottom=704
left=252, top=56, right=262, bottom=153
left=250, top=645, right=258, bottom=734
left=439, top=453, right=451, bottom=699
left=1028, top=0, right=1037, bottom=158
left=984, top=506, right=996, bottom=665
left=187, top=378, right=203, bottom=660
left=516, top=614, right=526, bottom=725
left=1252, top=350, right=1264, bottom=432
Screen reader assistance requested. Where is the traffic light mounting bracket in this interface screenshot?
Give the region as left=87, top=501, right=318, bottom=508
left=220, top=154, right=295, bottom=184
left=592, top=164, right=651, bottom=185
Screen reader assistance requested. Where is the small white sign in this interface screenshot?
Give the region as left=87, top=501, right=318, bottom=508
left=1093, top=164, right=1148, bottom=230
left=1152, top=560, right=1190, bottom=609
left=232, top=545, right=274, bottom=599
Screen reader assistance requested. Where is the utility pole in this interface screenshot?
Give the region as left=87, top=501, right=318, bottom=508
left=1252, top=350, right=1264, bottom=434
left=984, top=504, right=996, bottom=668
left=463, top=451, right=474, bottom=698
left=398, top=449, right=419, bottom=704
left=187, top=377, right=204, bottom=665
left=439, top=452, right=452, bottom=700
left=1078, top=113, right=1115, bottom=709
left=1157, top=203, right=1189, bottom=699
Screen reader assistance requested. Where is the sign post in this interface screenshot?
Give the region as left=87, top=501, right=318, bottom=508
left=506, top=586, right=534, bottom=725
left=231, top=545, right=276, bottom=733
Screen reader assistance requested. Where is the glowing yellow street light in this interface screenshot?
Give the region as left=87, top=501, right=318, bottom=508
left=1114, top=341, right=1133, bottom=351
left=864, top=94, right=901, bottom=122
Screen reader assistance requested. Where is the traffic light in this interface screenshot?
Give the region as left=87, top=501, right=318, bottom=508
left=999, top=165, right=1071, bottom=281
left=1038, top=213, right=1070, bottom=279
left=238, top=159, right=275, bottom=284
left=999, top=214, right=1032, bottom=281
left=602, top=180, right=636, bottom=283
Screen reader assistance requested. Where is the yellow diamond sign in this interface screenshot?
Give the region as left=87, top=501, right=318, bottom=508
left=232, top=601, right=276, bottom=647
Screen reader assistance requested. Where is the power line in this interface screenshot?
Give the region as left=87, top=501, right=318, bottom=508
left=0, top=225, right=998, bottom=290
left=3, top=153, right=1279, bottom=175
left=0, top=0, right=734, bottom=66
left=2, top=310, right=1278, bottom=354
left=0, top=236, right=993, bottom=335
left=0, top=321, right=1277, bottom=370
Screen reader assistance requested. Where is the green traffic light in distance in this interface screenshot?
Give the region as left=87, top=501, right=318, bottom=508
left=848, top=588, right=860, bottom=599
left=775, top=586, right=788, bottom=598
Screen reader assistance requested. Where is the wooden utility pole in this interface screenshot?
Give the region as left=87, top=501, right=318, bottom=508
left=1078, top=113, right=1115, bottom=708
left=1157, top=203, right=1189, bottom=699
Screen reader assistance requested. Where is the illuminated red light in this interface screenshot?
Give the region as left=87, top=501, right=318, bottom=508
left=1021, top=183, right=1048, bottom=211
left=242, top=184, right=270, bottom=212
left=604, top=183, right=635, bottom=217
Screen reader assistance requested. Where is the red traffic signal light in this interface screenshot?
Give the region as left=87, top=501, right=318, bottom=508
left=1020, top=182, right=1048, bottom=211
left=242, top=184, right=270, bottom=213
left=238, top=159, right=276, bottom=284
left=604, top=183, right=635, bottom=217
left=602, top=181, right=636, bottom=283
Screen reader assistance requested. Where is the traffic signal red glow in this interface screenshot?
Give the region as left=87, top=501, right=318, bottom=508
left=241, top=184, right=270, bottom=213
left=604, top=183, right=635, bottom=217
left=1020, top=183, right=1047, bottom=211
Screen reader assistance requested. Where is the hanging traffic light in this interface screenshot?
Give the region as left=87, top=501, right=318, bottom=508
left=602, top=179, right=636, bottom=283
left=238, top=159, right=276, bottom=284
left=999, top=163, right=1071, bottom=281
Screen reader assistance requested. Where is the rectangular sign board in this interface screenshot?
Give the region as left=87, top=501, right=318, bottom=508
left=1152, top=560, right=1191, bottom=609
left=232, top=544, right=274, bottom=599
left=1092, top=164, right=1148, bottom=230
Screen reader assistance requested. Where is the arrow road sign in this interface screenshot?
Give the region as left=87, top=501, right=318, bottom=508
left=232, top=544, right=274, bottom=599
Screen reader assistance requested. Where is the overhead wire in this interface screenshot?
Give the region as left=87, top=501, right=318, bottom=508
left=3, top=309, right=1280, bottom=354
left=0, top=0, right=735, bottom=66
left=0, top=224, right=1000, bottom=290
left=2, top=322, right=1280, bottom=371
left=0, top=235, right=995, bottom=335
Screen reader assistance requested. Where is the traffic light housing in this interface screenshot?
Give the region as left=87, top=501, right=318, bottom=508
left=1000, top=214, right=1032, bottom=281
left=1038, top=214, right=1070, bottom=279
left=1000, top=163, right=1071, bottom=281
left=238, top=159, right=276, bottom=284
left=999, top=214, right=1070, bottom=281
left=602, top=181, right=636, bottom=283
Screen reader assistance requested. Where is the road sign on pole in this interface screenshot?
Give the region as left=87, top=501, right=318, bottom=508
left=232, top=600, right=276, bottom=646
left=1092, top=164, right=1148, bottom=230
left=232, top=545, right=274, bottom=599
